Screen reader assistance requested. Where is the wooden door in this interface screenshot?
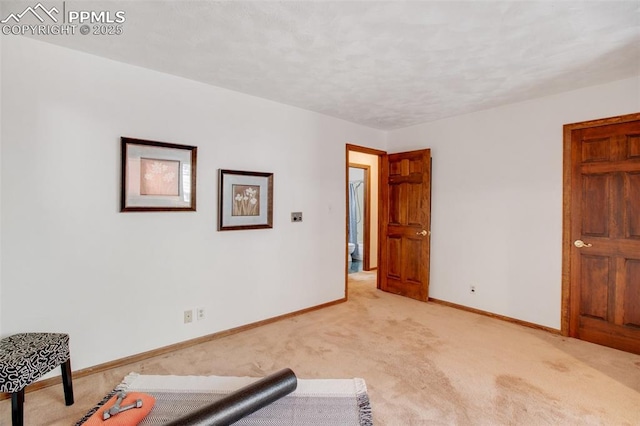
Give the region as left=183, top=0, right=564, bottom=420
left=565, top=114, right=640, bottom=354
left=379, top=149, right=431, bottom=301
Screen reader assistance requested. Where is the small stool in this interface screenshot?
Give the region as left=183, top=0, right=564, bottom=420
left=0, top=333, right=74, bottom=426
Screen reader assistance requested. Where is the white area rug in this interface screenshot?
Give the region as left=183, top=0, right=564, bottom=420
left=77, top=372, right=372, bottom=425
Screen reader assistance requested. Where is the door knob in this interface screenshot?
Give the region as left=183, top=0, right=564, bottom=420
left=574, top=239, right=592, bottom=248
left=416, top=230, right=428, bottom=236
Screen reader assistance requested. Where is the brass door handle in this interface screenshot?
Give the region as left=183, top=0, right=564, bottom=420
left=416, top=230, right=429, bottom=236
left=574, top=239, right=592, bottom=248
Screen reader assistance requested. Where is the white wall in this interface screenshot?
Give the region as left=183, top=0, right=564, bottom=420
left=0, top=36, right=385, bottom=372
left=387, top=76, right=640, bottom=329
left=0, top=37, right=3, bottom=334
left=348, top=151, right=379, bottom=268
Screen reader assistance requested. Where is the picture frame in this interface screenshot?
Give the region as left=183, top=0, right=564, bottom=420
left=218, top=169, right=273, bottom=231
left=121, top=137, right=197, bottom=212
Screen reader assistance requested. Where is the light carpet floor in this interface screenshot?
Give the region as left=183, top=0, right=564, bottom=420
left=1, top=271, right=639, bottom=425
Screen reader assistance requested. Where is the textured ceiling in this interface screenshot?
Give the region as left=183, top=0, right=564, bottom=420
left=19, top=1, right=640, bottom=130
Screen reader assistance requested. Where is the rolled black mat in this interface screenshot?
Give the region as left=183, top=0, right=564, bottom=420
left=164, top=368, right=298, bottom=426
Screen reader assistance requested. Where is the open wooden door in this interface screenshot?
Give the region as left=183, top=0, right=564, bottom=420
left=564, top=113, right=640, bottom=355
left=379, top=149, right=431, bottom=301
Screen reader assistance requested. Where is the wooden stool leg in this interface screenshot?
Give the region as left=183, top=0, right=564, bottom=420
left=61, top=359, right=74, bottom=406
left=11, top=388, right=24, bottom=426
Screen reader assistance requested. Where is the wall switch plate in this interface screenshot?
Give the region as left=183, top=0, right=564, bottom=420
left=184, top=310, right=193, bottom=323
left=291, top=212, right=303, bottom=222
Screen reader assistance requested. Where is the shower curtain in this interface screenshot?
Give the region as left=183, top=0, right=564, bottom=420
left=348, top=182, right=361, bottom=260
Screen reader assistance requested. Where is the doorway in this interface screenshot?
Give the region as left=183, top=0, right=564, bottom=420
left=348, top=164, right=369, bottom=273
left=562, top=112, right=640, bottom=355
left=345, top=144, right=385, bottom=289
left=345, top=144, right=433, bottom=302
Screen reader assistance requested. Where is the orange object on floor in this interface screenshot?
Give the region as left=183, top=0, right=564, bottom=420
left=84, top=392, right=155, bottom=426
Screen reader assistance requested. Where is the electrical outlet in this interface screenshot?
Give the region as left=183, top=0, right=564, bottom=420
left=197, top=307, right=205, bottom=321
left=291, top=212, right=303, bottom=222
left=184, top=310, right=193, bottom=324
left=470, top=285, right=476, bottom=294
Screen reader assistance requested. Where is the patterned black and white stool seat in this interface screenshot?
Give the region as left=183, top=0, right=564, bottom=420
left=0, top=333, right=70, bottom=393
left=0, top=332, right=73, bottom=426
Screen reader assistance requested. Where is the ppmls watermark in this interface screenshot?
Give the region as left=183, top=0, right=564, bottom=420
left=1, top=2, right=126, bottom=36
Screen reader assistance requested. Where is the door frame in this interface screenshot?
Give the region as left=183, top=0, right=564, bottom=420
left=348, top=162, right=372, bottom=270
left=561, top=112, right=640, bottom=336
left=345, top=144, right=386, bottom=294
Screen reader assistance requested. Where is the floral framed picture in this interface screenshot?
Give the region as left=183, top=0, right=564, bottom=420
left=218, top=169, right=273, bottom=230
left=121, top=137, right=197, bottom=212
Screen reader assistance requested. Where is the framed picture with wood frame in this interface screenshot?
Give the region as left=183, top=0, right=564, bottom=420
left=120, top=137, right=197, bottom=212
left=218, top=169, right=273, bottom=231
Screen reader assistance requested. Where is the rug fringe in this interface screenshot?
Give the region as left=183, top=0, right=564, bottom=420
left=73, top=388, right=118, bottom=426
left=74, top=372, right=139, bottom=426
left=116, top=371, right=140, bottom=391
left=355, top=378, right=373, bottom=426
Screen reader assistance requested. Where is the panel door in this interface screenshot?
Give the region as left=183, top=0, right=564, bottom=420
left=570, top=119, right=640, bottom=354
left=380, top=149, right=431, bottom=301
